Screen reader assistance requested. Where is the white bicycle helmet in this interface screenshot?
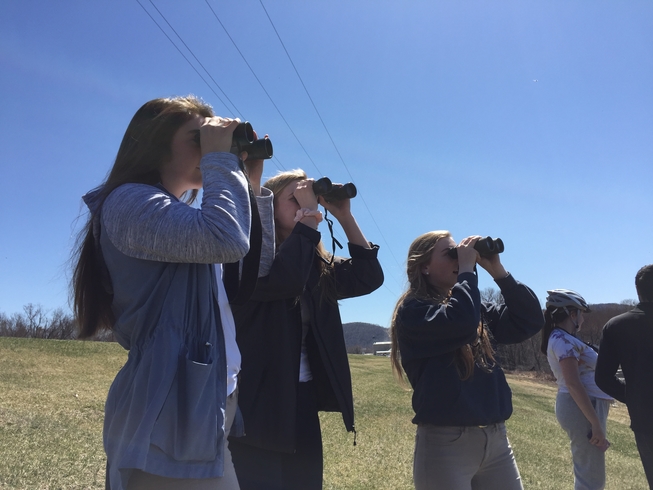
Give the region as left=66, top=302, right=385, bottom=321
left=545, top=289, right=590, bottom=314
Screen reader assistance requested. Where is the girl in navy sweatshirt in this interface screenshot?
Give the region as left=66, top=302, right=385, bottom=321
left=390, top=231, right=543, bottom=490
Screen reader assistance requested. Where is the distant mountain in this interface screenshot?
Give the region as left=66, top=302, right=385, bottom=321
left=342, top=322, right=389, bottom=354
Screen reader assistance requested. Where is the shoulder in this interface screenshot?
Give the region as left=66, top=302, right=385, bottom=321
left=100, top=183, right=179, bottom=238
left=605, top=307, right=645, bottom=327
left=397, top=296, right=440, bottom=321
left=549, top=330, right=580, bottom=357
left=102, top=183, right=168, bottom=216
left=104, top=183, right=171, bottom=208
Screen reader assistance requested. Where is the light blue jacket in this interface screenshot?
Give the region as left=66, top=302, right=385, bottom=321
left=83, top=152, right=251, bottom=489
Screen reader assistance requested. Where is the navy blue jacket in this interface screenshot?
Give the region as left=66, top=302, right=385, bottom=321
left=396, top=272, right=543, bottom=427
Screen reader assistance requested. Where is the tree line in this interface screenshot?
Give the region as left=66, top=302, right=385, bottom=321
left=1, top=295, right=637, bottom=376
left=0, top=304, right=114, bottom=341
left=482, top=287, right=636, bottom=374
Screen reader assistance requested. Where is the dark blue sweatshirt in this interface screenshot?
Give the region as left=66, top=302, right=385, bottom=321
left=397, top=272, right=543, bottom=426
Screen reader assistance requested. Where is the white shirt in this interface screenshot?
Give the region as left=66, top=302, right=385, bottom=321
left=214, top=264, right=240, bottom=396
left=547, top=328, right=611, bottom=400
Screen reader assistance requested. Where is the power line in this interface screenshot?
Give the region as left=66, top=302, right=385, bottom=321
left=136, top=0, right=234, bottom=116
left=203, top=0, right=323, bottom=177
left=146, top=0, right=243, bottom=119
left=137, top=0, right=286, bottom=172
left=140, top=0, right=403, bottom=287
left=258, top=0, right=404, bottom=274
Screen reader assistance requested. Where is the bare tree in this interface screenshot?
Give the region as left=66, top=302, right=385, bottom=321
left=0, top=304, right=78, bottom=340
left=481, top=287, right=503, bottom=304
left=45, top=308, right=77, bottom=340
left=22, top=303, right=48, bottom=338
left=0, top=312, right=11, bottom=336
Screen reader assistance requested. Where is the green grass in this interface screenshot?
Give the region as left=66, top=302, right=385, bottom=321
left=0, top=338, right=648, bottom=489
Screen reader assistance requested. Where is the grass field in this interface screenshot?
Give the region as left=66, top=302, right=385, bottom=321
left=0, top=337, right=648, bottom=489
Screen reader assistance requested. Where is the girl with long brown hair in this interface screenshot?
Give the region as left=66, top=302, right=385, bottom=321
left=72, top=96, right=255, bottom=490
left=390, top=231, right=543, bottom=490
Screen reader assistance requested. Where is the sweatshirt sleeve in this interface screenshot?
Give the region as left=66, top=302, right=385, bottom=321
left=595, top=324, right=627, bottom=403
left=482, top=274, right=544, bottom=344
left=397, top=272, right=481, bottom=359
left=255, top=187, right=275, bottom=278
left=101, top=152, right=251, bottom=264
left=331, top=243, right=384, bottom=300
left=248, top=222, right=321, bottom=302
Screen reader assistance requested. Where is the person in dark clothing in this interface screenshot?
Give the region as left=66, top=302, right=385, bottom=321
left=389, top=231, right=544, bottom=490
left=228, top=169, right=384, bottom=490
left=595, top=264, right=653, bottom=488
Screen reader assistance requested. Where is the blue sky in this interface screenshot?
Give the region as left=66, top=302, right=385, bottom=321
left=1, top=1, right=651, bottom=328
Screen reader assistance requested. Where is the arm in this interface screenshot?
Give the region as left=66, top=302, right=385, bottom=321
left=397, top=272, right=481, bottom=359
left=331, top=243, right=384, bottom=300
left=320, top=195, right=370, bottom=249
left=248, top=223, right=320, bottom=302
left=243, top=147, right=275, bottom=277
left=102, top=152, right=251, bottom=264
left=559, top=357, right=610, bottom=450
left=254, top=188, right=275, bottom=277
left=483, top=274, right=544, bottom=344
left=595, top=328, right=626, bottom=403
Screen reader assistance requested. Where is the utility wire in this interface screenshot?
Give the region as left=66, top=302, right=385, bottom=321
left=203, top=0, right=323, bottom=177
left=146, top=0, right=243, bottom=119
left=136, top=0, right=234, bottom=116
left=258, top=0, right=404, bottom=273
left=137, top=1, right=286, bottom=172
left=141, top=1, right=397, bottom=275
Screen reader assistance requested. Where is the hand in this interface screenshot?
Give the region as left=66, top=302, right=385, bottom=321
left=199, top=117, right=240, bottom=155
left=589, top=425, right=610, bottom=451
left=477, top=250, right=508, bottom=280
left=318, top=184, right=352, bottom=221
left=242, top=131, right=267, bottom=196
left=456, top=236, right=480, bottom=274
left=293, top=179, right=318, bottom=210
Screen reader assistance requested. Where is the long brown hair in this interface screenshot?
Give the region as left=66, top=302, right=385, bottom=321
left=390, top=231, right=495, bottom=382
left=540, top=306, right=574, bottom=355
left=263, top=169, right=337, bottom=304
left=72, top=96, right=214, bottom=339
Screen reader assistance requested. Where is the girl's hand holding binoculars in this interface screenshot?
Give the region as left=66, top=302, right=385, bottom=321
left=293, top=180, right=319, bottom=211
left=318, top=189, right=352, bottom=222
left=456, top=236, right=508, bottom=280
left=477, top=248, right=508, bottom=280
left=200, top=117, right=241, bottom=155
left=456, top=236, right=481, bottom=275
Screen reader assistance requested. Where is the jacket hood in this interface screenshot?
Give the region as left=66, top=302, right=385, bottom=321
left=82, top=186, right=105, bottom=216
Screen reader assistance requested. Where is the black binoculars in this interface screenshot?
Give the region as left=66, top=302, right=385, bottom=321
left=193, top=121, right=273, bottom=160
left=447, top=237, right=504, bottom=259
left=312, top=177, right=357, bottom=202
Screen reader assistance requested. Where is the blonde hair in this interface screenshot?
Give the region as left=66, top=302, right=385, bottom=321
left=390, top=231, right=495, bottom=382
left=263, top=169, right=336, bottom=304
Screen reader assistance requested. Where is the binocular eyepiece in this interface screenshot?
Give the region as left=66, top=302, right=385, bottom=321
left=447, top=237, right=504, bottom=259
left=193, top=121, right=273, bottom=160
left=312, top=177, right=357, bottom=202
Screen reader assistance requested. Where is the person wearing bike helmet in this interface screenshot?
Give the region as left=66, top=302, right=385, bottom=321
left=541, top=289, right=613, bottom=490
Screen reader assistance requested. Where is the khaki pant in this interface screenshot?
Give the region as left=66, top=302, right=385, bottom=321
left=413, top=423, right=523, bottom=490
